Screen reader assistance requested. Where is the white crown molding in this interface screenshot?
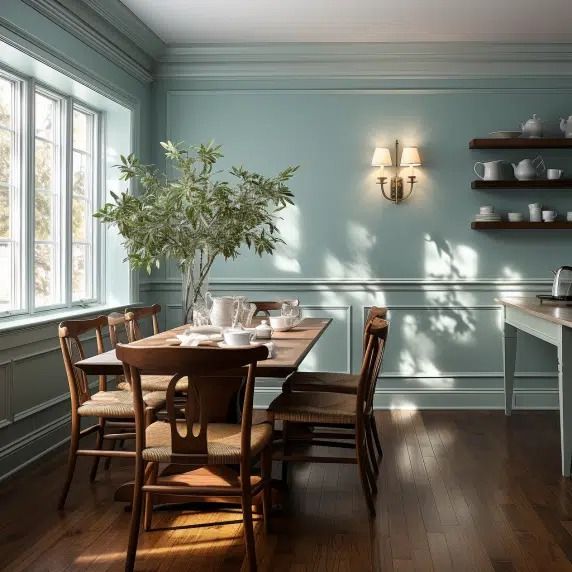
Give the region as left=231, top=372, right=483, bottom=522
left=82, top=0, right=165, bottom=59
left=156, top=42, right=572, bottom=80
left=21, top=0, right=156, bottom=83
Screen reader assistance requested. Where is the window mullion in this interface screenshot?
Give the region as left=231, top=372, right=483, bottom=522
left=64, top=97, right=72, bottom=308
left=25, top=77, right=34, bottom=314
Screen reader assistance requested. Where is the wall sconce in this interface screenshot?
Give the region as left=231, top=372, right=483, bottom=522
left=371, top=140, right=421, bottom=204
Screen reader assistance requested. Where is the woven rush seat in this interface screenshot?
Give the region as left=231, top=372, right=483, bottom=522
left=77, top=390, right=166, bottom=418
left=285, top=371, right=359, bottom=394
left=118, top=375, right=188, bottom=393
left=268, top=391, right=356, bottom=424
left=142, top=421, right=273, bottom=464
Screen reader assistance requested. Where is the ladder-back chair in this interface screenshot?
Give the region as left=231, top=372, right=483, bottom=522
left=57, top=316, right=165, bottom=509
left=268, top=317, right=389, bottom=517
left=117, top=343, right=272, bottom=572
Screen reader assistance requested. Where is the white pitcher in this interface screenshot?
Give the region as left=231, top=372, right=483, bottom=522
left=205, top=293, right=238, bottom=328
left=474, top=160, right=507, bottom=181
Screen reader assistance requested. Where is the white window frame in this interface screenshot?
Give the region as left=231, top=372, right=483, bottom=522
left=0, top=63, right=103, bottom=320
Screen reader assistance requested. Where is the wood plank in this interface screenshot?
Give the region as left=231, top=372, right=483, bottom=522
left=3, top=412, right=572, bottom=571
left=472, top=222, right=572, bottom=230
left=469, top=138, right=572, bottom=149
left=74, top=318, right=332, bottom=377
left=499, top=297, right=572, bottom=329
left=472, top=180, right=572, bottom=189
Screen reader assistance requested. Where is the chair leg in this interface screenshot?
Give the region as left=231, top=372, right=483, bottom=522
left=104, top=438, right=117, bottom=471
left=281, top=420, right=290, bottom=485
left=89, top=418, right=106, bottom=482
left=261, top=446, right=272, bottom=533
left=356, top=435, right=376, bottom=518
left=143, top=462, right=158, bottom=532
left=365, top=418, right=380, bottom=477
left=125, top=455, right=145, bottom=572
left=240, top=468, right=258, bottom=572
left=370, top=414, right=383, bottom=459
left=58, top=414, right=80, bottom=510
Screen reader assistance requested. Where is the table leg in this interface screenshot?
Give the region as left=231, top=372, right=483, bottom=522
left=558, top=326, right=572, bottom=477
left=503, top=322, right=517, bottom=416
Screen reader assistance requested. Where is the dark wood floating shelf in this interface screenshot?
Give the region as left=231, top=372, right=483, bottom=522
left=470, top=138, right=572, bottom=149
left=472, top=221, right=572, bottom=230
left=472, top=179, right=572, bottom=189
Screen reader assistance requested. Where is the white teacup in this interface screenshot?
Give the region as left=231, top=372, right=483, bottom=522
left=223, top=329, right=253, bottom=346
left=269, top=316, right=293, bottom=331
left=508, top=212, right=523, bottom=222
left=568, top=211, right=572, bottom=222
left=542, top=210, right=556, bottom=222
left=480, top=205, right=494, bottom=215
left=547, top=169, right=564, bottom=180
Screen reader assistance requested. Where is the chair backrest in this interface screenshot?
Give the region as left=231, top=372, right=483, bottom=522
left=356, top=317, right=389, bottom=425
left=58, top=316, right=107, bottom=410
left=363, top=306, right=388, bottom=354
left=107, top=312, right=130, bottom=347
left=117, top=344, right=269, bottom=464
left=125, top=304, right=161, bottom=342
left=252, top=299, right=300, bottom=318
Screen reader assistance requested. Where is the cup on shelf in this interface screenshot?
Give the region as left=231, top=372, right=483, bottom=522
left=547, top=169, right=564, bottom=180
left=567, top=211, right=572, bottom=222
left=529, top=209, right=542, bottom=222
left=479, top=205, right=494, bottom=215
left=508, top=212, right=523, bottom=222
left=542, top=210, right=556, bottom=222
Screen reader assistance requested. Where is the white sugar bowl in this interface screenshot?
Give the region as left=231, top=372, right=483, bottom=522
left=254, top=319, right=273, bottom=340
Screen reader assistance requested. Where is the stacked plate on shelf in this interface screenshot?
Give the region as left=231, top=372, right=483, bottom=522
left=474, top=206, right=501, bottom=222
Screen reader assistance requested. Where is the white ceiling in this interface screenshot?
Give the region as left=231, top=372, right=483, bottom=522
left=120, top=0, right=572, bottom=44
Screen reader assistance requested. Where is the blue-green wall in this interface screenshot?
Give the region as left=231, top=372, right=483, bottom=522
left=144, top=56, right=572, bottom=409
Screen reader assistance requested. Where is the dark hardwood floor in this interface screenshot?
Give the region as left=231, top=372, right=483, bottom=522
left=1, top=410, right=572, bottom=571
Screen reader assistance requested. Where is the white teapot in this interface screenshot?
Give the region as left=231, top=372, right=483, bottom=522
left=560, top=116, right=572, bottom=138
left=511, top=156, right=545, bottom=181
left=521, top=114, right=543, bottom=138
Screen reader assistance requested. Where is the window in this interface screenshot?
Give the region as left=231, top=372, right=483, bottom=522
left=71, top=107, right=96, bottom=302
left=0, top=66, right=101, bottom=318
left=0, top=74, right=22, bottom=314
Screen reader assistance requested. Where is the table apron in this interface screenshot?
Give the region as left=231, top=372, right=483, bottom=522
left=505, top=306, right=560, bottom=346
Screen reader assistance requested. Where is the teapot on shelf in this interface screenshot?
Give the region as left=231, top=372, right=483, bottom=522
left=521, top=114, right=543, bottom=138
left=560, top=116, right=572, bottom=138
left=511, top=156, right=546, bottom=181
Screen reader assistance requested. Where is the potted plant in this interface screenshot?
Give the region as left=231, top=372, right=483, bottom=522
left=95, top=141, right=297, bottom=323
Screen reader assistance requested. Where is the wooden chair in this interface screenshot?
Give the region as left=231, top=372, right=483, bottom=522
left=125, top=303, right=161, bottom=342
left=57, top=316, right=166, bottom=509
left=267, top=317, right=389, bottom=517
left=252, top=299, right=300, bottom=318
left=117, top=343, right=273, bottom=572
left=108, top=310, right=187, bottom=394
left=282, top=306, right=388, bottom=467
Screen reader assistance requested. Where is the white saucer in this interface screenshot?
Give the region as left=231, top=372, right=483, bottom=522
left=217, top=341, right=265, bottom=349
left=182, top=325, right=222, bottom=335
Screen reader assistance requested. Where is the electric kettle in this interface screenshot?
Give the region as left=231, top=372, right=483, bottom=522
left=538, top=266, right=572, bottom=302
left=551, top=266, right=572, bottom=300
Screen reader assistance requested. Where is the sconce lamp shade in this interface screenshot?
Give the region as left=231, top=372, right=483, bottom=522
left=371, top=147, right=392, bottom=167
left=400, top=147, right=421, bottom=166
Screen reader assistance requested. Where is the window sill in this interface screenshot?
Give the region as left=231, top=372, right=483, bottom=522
left=0, top=303, right=130, bottom=335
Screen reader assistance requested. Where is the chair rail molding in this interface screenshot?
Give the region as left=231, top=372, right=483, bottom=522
left=140, top=277, right=552, bottom=293
left=20, top=0, right=160, bottom=83
left=156, top=42, right=572, bottom=80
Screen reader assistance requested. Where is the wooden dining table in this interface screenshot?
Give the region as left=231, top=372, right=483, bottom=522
left=74, top=317, right=332, bottom=503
